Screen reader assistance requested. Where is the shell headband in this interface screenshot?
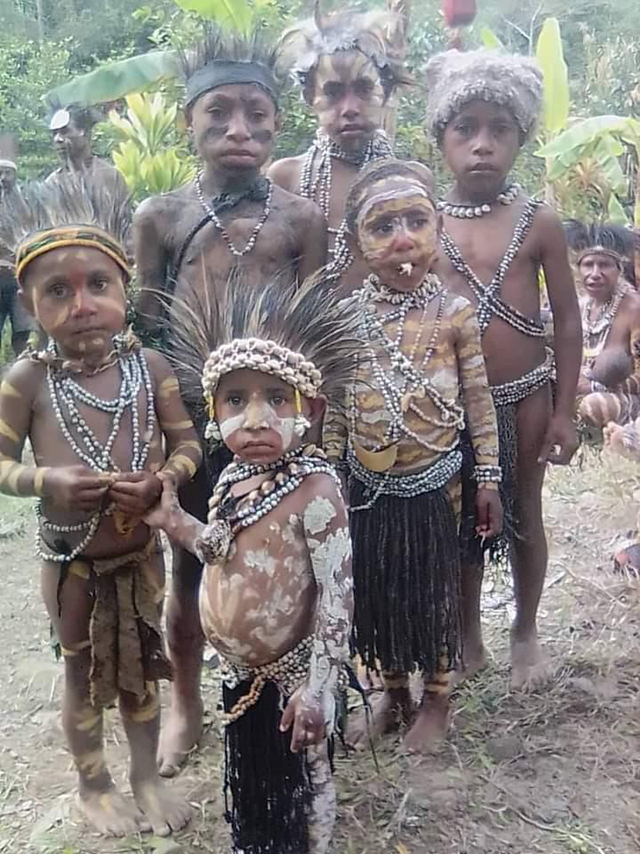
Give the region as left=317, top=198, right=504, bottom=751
left=576, top=246, right=623, bottom=268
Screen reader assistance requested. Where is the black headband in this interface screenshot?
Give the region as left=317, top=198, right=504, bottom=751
left=185, top=60, right=278, bottom=107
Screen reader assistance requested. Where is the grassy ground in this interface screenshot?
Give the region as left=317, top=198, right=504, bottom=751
left=0, top=450, right=638, bottom=854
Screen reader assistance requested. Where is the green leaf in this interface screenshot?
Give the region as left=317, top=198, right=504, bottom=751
left=45, top=51, right=179, bottom=108
left=607, top=192, right=629, bottom=224
left=536, top=116, right=630, bottom=158
left=174, top=0, right=253, bottom=33
left=479, top=26, right=504, bottom=51
left=536, top=18, right=569, bottom=135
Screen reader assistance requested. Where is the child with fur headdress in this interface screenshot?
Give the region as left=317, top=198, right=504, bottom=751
left=426, top=49, right=582, bottom=689
left=270, top=2, right=411, bottom=293
left=133, top=23, right=328, bottom=775
left=145, top=272, right=358, bottom=854
left=0, top=177, right=200, bottom=836
left=325, top=158, right=502, bottom=750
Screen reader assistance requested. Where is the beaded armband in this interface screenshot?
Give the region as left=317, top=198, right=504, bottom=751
left=473, top=464, right=502, bottom=486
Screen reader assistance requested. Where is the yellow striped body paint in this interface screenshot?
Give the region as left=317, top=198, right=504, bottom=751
left=0, top=418, right=19, bottom=444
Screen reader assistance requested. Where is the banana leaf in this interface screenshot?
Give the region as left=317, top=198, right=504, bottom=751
left=536, top=18, right=569, bottom=136
left=174, top=0, right=253, bottom=32
left=45, top=51, right=179, bottom=109
left=479, top=26, right=504, bottom=50
left=536, top=116, right=630, bottom=159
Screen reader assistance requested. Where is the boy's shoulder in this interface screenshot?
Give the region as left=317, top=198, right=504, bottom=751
left=439, top=285, right=474, bottom=316
left=296, top=470, right=347, bottom=525
left=134, top=183, right=195, bottom=224
left=270, top=181, right=324, bottom=223
left=268, top=154, right=306, bottom=194
left=2, top=355, right=45, bottom=398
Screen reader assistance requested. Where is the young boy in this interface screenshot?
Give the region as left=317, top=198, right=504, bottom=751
left=145, top=272, right=358, bottom=854
left=425, top=50, right=582, bottom=688
left=133, top=25, right=328, bottom=775
left=270, top=6, right=409, bottom=291
left=0, top=179, right=200, bottom=837
left=324, top=158, right=503, bottom=750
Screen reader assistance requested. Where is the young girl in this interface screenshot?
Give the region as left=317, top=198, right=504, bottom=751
left=0, top=179, right=200, bottom=837
left=325, top=158, right=503, bottom=750
left=145, top=272, right=360, bottom=854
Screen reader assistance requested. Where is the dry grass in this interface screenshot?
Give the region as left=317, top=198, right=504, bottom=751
left=0, top=452, right=638, bottom=853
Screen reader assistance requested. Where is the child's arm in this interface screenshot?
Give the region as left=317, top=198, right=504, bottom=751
left=280, top=474, right=353, bottom=751
left=537, top=205, right=581, bottom=464
left=322, top=403, right=348, bottom=465
left=133, top=197, right=170, bottom=333
left=456, top=303, right=503, bottom=537
left=297, top=200, right=329, bottom=284
left=110, top=350, right=202, bottom=515
left=144, top=478, right=205, bottom=552
left=0, top=360, right=110, bottom=509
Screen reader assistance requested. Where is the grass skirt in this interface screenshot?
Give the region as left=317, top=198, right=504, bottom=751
left=349, top=477, right=462, bottom=678
left=223, top=680, right=312, bottom=854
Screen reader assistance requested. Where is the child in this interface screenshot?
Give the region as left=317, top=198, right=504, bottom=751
left=0, top=179, right=200, bottom=837
left=145, top=272, right=358, bottom=854
left=270, top=5, right=409, bottom=291
left=324, top=158, right=503, bottom=750
left=425, top=50, right=582, bottom=688
left=133, top=25, right=329, bottom=774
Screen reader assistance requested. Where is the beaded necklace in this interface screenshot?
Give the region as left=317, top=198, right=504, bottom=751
left=437, top=183, right=521, bottom=219
left=195, top=445, right=340, bottom=564
left=299, top=130, right=393, bottom=273
left=582, top=286, right=624, bottom=351
left=37, top=340, right=156, bottom=563
left=439, top=199, right=545, bottom=338
left=351, top=274, right=465, bottom=459
left=195, top=170, right=273, bottom=258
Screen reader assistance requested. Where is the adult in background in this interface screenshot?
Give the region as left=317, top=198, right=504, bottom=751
left=47, top=105, right=128, bottom=197
left=0, top=157, right=32, bottom=355
left=270, top=4, right=411, bottom=292
left=566, top=222, right=640, bottom=429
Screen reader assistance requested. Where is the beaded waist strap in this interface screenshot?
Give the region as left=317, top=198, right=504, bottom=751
left=490, top=352, right=555, bottom=407
left=347, top=445, right=462, bottom=502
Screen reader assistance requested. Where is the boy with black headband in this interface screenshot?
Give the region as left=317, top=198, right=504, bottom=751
left=425, top=50, right=581, bottom=689
left=0, top=179, right=200, bottom=837
left=270, top=4, right=410, bottom=293
left=133, top=25, right=328, bottom=776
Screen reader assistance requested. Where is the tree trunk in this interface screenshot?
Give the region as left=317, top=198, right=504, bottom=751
left=35, top=0, right=45, bottom=43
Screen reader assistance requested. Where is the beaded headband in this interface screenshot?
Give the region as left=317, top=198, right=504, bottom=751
left=576, top=246, right=624, bottom=267
left=15, top=224, right=130, bottom=284
left=202, top=338, right=322, bottom=400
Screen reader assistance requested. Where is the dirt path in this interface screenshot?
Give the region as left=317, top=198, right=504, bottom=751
left=0, top=452, right=638, bottom=854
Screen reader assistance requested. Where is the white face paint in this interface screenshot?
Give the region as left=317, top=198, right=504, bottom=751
left=219, top=402, right=297, bottom=450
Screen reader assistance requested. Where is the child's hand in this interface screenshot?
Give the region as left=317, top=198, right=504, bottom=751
left=279, top=689, right=326, bottom=753
left=475, top=487, right=503, bottom=539
left=109, top=471, right=162, bottom=515
left=143, top=477, right=184, bottom=535
left=44, top=465, right=112, bottom=512
left=604, top=421, right=640, bottom=460
left=537, top=413, right=578, bottom=465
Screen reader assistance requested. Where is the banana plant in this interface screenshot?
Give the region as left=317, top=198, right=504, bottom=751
left=109, top=93, right=197, bottom=202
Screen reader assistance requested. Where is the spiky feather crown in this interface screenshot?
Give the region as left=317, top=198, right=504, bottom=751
left=276, top=3, right=410, bottom=99
left=564, top=220, right=635, bottom=267
left=0, top=176, right=131, bottom=284
left=424, top=49, right=543, bottom=144
left=167, top=269, right=364, bottom=429
left=180, top=24, right=283, bottom=107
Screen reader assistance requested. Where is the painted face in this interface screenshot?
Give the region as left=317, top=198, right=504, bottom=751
left=355, top=177, right=438, bottom=291
left=441, top=100, right=521, bottom=201
left=309, top=51, right=385, bottom=152
left=215, top=369, right=313, bottom=464
left=189, top=84, right=278, bottom=172
left=579, top=253, right=621, bottom=302
left=52, top=118, right=90, bottom=163
left=20, top=246, right=127, bottom=359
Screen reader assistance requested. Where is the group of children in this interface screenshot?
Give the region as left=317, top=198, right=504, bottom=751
left=0, top=10, right=586, bottom=854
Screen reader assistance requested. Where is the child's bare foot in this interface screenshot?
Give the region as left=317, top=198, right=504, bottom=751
left=403, top=693, right=450, bottom=753
left=348, top=687, right=414, bottom=747
left=77, top=786, right=151, bottom=837
left=158, top=700, right=203, bottom=777
left=132, top=778, right=192, bottom=836
left=510, top=630, right=553, bottom=690
left=456, top=640, right=487, bottom=684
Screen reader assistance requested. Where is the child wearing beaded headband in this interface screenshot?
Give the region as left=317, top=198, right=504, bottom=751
left=324, top=158, right=503, bottom=751
left=146, top=271, right=359, bottom=854
left=0, top=178, right=200, bottom=838
left=426, top=49, right=582, bottom=690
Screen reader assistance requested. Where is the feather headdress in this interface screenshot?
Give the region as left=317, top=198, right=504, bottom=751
left=180, top=24, right=283, bottom=108
left=167, top=270, right=364, bottom=438
left=0, top=176, right=131, bottom=284
left=276, top=2, right=410, bottom=99
left=423, top=49, right=543, bottom=144
left=564, top=220, right=637, bottom=284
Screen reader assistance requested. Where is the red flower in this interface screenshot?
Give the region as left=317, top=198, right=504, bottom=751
left=442, top=0, right=477, bottom=27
